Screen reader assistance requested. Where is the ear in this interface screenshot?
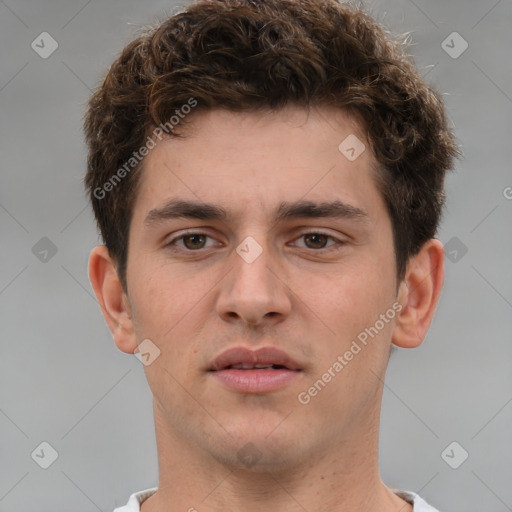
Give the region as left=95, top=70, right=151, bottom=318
left=392, top=238, right=444, bottom=348
left=88, top=245, right=138, bottom=354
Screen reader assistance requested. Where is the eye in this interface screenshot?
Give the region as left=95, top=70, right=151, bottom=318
left=292, top=231, right=342, bottom=250
left=165, top=230, right=344, bottom=253
left=166, top=232, right=218, bottom=251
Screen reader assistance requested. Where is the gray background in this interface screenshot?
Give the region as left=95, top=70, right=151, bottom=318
left=1, top=0, right=511, bottom=511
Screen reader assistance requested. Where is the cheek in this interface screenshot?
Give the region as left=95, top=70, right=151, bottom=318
left=129, top=259, right=212, bottom=364
left=128, top=258, right=187, bottom=338
left=299, top=251, right=397, bottom=366
left=311, top=260, right=393, bottom=322
left=301, top=268, right=397, bottom=418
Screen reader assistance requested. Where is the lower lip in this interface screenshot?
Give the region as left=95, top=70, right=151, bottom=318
left=210, top=369, right=301, bottom=393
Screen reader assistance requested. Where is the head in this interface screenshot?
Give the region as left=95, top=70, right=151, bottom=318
left=85, top=0, right=459, bottom=472
left=84, top=0, right=459, bottom=291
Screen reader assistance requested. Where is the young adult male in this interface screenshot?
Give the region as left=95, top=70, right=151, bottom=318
left=84, top=0, right=460, bottom=510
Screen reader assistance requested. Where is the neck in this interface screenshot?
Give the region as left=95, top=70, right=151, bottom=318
left=140, top=399, right=412, bottom=512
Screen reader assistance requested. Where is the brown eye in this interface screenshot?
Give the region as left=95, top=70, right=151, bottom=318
left=182, top=234, right=207, bottom=249
left=165, top=231, right=221, bottom=252
left=291, top=231, right=342, bottom=252
left=303, top=233, right=330, bottom=249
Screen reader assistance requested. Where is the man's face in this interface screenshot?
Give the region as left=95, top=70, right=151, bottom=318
left=124, top=106, right=401, bottom=469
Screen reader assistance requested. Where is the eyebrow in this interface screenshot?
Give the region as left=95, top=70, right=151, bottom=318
left=144, top=199, right=368, bottom=226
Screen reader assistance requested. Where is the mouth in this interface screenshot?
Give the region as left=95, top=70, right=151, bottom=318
left=209, top=346, right=302, bottom=372
left=208, top=347, right=303, bottom=393
left=220, top=363, right=291, bottom=370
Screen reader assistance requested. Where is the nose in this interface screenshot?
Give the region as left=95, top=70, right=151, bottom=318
left=216, top=238, right=292, bottom=327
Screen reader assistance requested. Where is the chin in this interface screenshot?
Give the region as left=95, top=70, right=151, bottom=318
left=212, top=422, right=308, bottom=471
left=214, top=442, right=305, bottom=473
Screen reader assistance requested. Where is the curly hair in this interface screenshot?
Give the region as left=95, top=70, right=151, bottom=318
left=84, top=0, right=460, bottom=291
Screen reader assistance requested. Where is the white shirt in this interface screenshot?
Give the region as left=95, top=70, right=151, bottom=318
left=113, top=487, right=440, bottom=511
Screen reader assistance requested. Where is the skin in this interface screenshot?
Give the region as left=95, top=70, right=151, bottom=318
left=89, top=106, right=444, bottom=512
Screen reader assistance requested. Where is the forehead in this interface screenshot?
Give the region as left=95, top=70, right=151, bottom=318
left=132, top=106, right=385, bottom=224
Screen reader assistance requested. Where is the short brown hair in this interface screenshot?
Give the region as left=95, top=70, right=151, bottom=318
left=84, top=0, right=460, bottom=291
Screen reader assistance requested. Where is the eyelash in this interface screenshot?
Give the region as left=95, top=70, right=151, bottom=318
left=165, top=230, right=345, bottom=253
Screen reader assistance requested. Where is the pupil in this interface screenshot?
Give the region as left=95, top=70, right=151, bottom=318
left=182, top=234, right=328, bottom=250
left=185, top=234, right=205, bottom=249
left=306, top=234, right=327, bottom=249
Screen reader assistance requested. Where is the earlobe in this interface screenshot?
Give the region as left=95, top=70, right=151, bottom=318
left=88, top=245, right=138, bottom=354
left=392, top=239, right=444, bottom=349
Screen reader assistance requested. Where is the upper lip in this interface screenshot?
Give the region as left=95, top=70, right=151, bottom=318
left=209, top=347, right=302, bottom=371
